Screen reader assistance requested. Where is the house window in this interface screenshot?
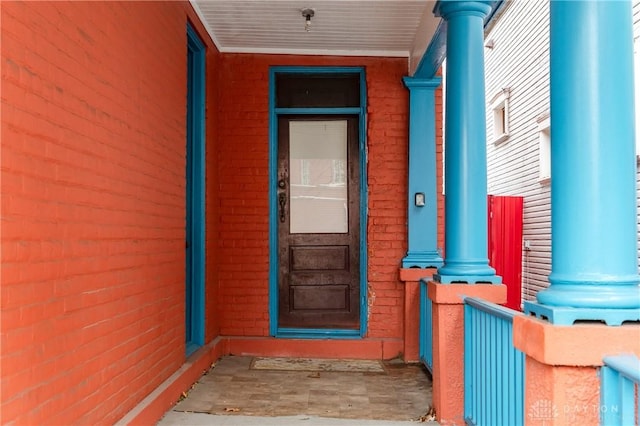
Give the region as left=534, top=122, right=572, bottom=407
left=491, top=88, right=511, bottom=145
left=537, top=115, right=551, bottom=184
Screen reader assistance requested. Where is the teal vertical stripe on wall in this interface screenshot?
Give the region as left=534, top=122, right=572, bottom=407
left=186, top=24, right=206, bottom=355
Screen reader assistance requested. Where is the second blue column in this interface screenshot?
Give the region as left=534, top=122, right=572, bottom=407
left=434, top=0, right=499, bottom=284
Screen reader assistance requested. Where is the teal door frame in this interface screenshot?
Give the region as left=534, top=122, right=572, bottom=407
left=186, top=24, right=206, bottom=356
left=268, top=66, right=368, bottom=339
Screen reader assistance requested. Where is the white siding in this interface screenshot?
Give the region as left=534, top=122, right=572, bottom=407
left=485, top=0, right=551, bottom=303
left=486, top=0, right=640, bottom=304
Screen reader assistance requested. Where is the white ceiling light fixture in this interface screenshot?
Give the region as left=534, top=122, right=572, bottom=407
left=301, top=8, right=315, bottom=32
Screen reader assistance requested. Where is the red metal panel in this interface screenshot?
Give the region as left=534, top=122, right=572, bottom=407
left=488, top=195, right=524, bottom=310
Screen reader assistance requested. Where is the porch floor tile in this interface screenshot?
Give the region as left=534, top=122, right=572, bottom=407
left=158, top=355, right=436, bottom=425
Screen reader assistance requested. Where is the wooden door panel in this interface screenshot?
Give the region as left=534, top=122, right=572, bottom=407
left=278, top=116, right=360, bottom=330
left=290, top=246, right=349, bottom=271
left=291, top=285, right=349, bottom=310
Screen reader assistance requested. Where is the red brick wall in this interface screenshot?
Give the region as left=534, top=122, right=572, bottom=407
left=204, top=23, right=222, bottom=345
left=216, top=54, right=271, bottom=337
left=0, top=2, right=219, bottom=424
left=1, top=1, right=443, bottom=420
left=216, top=55, right=414, bottom=342
left=365, top=61, right=409, bottom=339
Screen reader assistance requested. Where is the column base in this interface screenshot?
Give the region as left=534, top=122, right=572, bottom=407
left=513, top=315, right=640, bottom=425
left=428, top=281, right=507, bottom=425
left=402, top=252, right=443, bottom=269
left=434, top=273, right=502, bottom=284
left=524, top=301, right=640, bottom=326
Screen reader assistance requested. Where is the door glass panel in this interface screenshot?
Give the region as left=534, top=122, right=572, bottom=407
left=289, top=120, right=348, bottom=233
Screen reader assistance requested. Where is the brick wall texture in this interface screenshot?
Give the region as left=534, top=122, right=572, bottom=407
left=1, top=2, right=443, bottom=424
left=1, top=2, right=219, bottom=424
left=216, top=55, right=439, bottom=339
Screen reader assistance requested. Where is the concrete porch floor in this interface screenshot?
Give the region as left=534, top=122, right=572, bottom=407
left=157, top=355, right=437, bottom=425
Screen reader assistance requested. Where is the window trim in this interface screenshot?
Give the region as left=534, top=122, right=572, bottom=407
left=537, top=114, right=551, bottom=185
left=490, top=88, right=511, bottom=145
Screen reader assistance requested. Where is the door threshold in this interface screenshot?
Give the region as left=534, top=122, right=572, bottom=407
left=276, top=327, right=362, bottom=339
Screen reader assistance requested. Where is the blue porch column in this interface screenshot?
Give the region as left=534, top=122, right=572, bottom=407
left=526, top=0, right=640, bottom=325
left=433, top=0, right=499, bottom=283
left=402, top=77, right=443, bottom=268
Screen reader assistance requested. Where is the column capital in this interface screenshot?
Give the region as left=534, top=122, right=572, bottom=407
left=434, top=0, right=492, bottom=20
left=402, top=76, right=442, bottom=90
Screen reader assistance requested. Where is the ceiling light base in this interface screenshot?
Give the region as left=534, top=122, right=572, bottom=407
left=301, top=8, right=315, bottom=32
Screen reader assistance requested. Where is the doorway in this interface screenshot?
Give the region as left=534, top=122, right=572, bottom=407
left=277, top=117, right=360, bottom=329
left=269, top=67, right=367, bottom=337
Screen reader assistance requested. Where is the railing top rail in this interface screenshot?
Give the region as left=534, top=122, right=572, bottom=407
left=603, top=354, right=640, bottom=383
left=464, top=296, right=524, bottom=322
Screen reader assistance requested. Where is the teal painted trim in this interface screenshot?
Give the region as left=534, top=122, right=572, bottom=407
left=270, top=66, right=365, bottom=75
left=276, top=328, right=361, bottom=339
left=414, top=1, right=503, bottom=78
left=463, top=297, right=524, bottom=426
left=603, top=355, right=640, bottom=384
left=403, top=252, right=443, bottom=268
left=485, top=1, right=506, bottom=23
left=465, top=296, right=521, bottom=322
left=414, top=20, right=448, bottom=79
left=358, top=69, right=368, bottom=338
left=402, top=77, right=443, bottom=269
left=186, top=24, right=206, bottom=355
left=463, top=301, right=472, bottom=423
left=268, top=66, right=368, bottom=338
left=535, top=0, right=640, bottom=314
left=186, top=342, right=200, bottom=357
left=524, top=301, right=640, bottom=326
left=601, top=354, right=640, bottom=425
left=419, top=279, right=433, bottom=372
left=268, top=68, right=279, bottom=337
left=435, top=0, right=497, bottom=20
left=274, top=107, right=361, bottom=115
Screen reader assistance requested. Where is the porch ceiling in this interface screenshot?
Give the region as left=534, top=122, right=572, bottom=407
left=190, top=0, right=440, bottom=74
